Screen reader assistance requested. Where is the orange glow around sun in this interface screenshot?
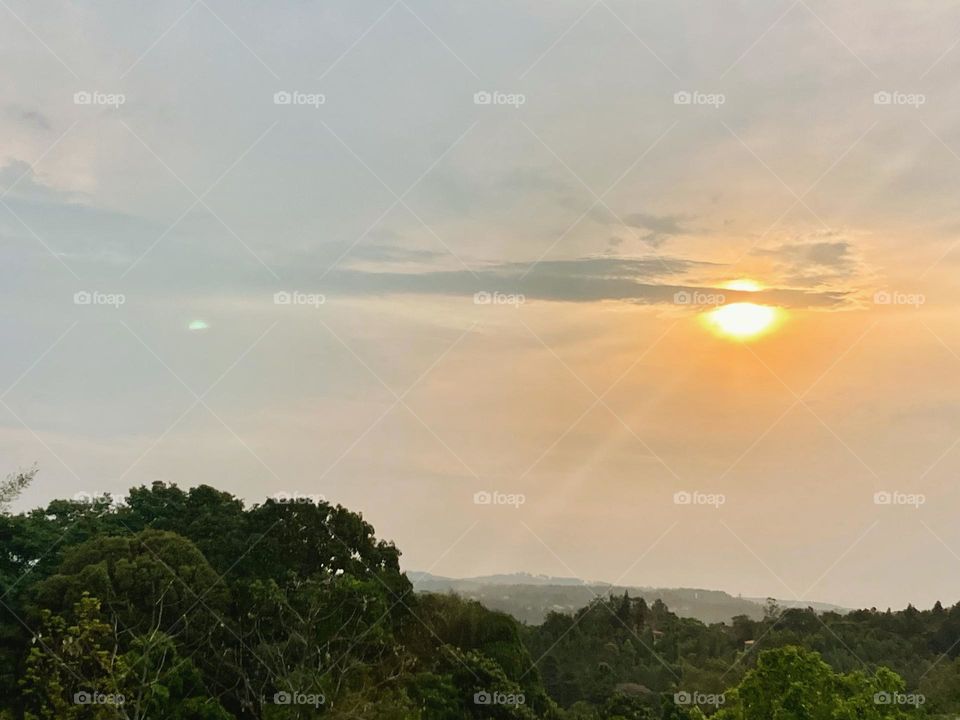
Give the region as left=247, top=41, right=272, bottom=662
left=722, top=278, right=763, bottom=292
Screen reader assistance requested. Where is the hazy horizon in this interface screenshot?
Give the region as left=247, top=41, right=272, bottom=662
left=405, top=568, right=856, bottom=610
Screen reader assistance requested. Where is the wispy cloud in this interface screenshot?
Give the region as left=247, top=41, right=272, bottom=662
left=754, top=233, right=869, bottom=289
left=320, top=256, right=849, bottom=308
left=617, top=211, right=694, bottom=247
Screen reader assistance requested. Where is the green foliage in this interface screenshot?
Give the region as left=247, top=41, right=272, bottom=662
left=0, top=478, right=949, bottom=719
left=525, top=594, right=681, bottom=712
left=21, top=593, right=230, bottom=720
left=523, top=591, right=953, bottom=718
left=919, top=656, right=960, bottom=715
left=407, top=671, right=463, bottom=719
left=0, top=480, right=559, bottom=719
left=21, top=594, right=120, bottom=720
left=713, top=646, right=914, bottom=720
left=32, top=529, right=228, bottom=639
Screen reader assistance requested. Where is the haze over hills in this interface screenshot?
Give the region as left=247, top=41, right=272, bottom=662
left=408, top=571, right=848, bottom=625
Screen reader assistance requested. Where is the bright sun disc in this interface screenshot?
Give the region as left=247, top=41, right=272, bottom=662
left=706, top=302, right=779, bottom=339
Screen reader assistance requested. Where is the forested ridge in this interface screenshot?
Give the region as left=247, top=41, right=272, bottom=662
left=0, top=475, right=953, bottom=719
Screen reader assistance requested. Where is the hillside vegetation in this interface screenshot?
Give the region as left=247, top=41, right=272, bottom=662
left=410, top=572, right=844, bottom=625
left=0, top=480, right=950, bottom=719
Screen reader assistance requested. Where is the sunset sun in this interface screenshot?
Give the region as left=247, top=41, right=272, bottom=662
left=698, top=279, right=783, bottom=340
left=706, top=302, right=780, bottom=339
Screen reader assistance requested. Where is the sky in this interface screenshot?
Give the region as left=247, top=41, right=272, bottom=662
left=3, top=0, right=960, bottom=611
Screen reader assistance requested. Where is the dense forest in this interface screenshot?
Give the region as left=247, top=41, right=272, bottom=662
left=0, top=471, right=951, bottom=718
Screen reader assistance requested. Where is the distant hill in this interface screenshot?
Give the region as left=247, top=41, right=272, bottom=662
left=427, top=571, right=587, bottom=586
left=408, top=571, right=847, bottom=625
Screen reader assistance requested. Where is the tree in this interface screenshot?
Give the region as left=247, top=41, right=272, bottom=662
left=713, top=646, right=913, bottom=720
left=22, top=593, right=232, bottom=720
left=918, top=655, right=960, bottom=715
left=21, top=594, right=121, bottom=720
left=31, top=529, right=229, bottom=649
left=0, top=464, right=36, bottom=513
